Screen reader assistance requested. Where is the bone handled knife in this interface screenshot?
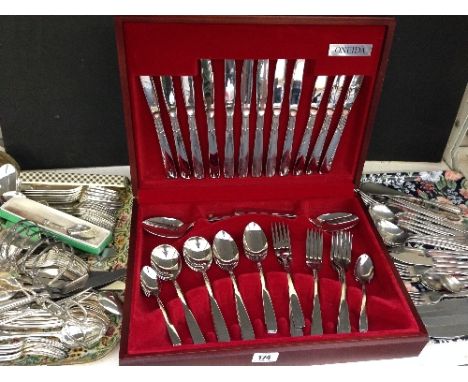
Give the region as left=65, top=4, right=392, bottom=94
left=293, top=76, right=328, bottom=175
left=160, top=76, right=192, bottom=179
left=265, top=59, right=287, bottom=177
left=320, top=75, right=364, bottom=173
left=238, top=60, right=254, bottom=177
left=305, top=75, right=346, bottom=175
left=279, top=59, right=306, bottom=176
left=139, top=76, right=178, bottom=179
left=181, top=75, right=205, bottom=179
left=224, top=60, right=236, bottom=178
left=200, top=59, right=220, bottom=178
left=251, top=59, right=269, bottom=177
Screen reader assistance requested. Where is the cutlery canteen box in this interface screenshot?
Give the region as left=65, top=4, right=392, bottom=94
left=115, top=16, right=428, bottom=365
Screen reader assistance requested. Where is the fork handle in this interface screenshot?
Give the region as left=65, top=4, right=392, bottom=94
left=287, top=272, right=305, bottom=333
left=311, top=269, right=323, bottom=335
left=337, top=273, right=351, bottom=333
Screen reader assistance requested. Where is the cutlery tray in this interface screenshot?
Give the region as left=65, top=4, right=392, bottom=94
left=116, top=16, right=428, bottom=365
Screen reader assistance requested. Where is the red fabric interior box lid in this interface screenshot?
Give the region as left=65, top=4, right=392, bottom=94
left=115, top=16, right=428, bottom=365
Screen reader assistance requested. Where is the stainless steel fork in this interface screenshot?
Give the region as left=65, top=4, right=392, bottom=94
left=306, top=228, right=323, bottom=335
left=331, top=230, right=352, bottom=333
left=271, top=222, right=305, bottom=336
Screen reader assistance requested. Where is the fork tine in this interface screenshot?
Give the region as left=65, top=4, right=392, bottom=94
left=271, top=223, right=278, bottom=247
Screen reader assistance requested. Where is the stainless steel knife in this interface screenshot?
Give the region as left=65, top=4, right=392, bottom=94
left=181, top=75, right=204, bottom=179
left=224, top=60, right=236, bottom=178
left=139, top=76, right=178, bottom=179
left=279, top=59, right=306, bottom=176
left=251, top=59, right=269, bottom=177
left=265, top=59, right=287, bottom=177
left=305, top=75, right=346, bottom=174
left=200, top=59, right=220, bottom=178
left=293, top=75, right=328, bottom=175
left=160, top=75, right=192, bottom=179
left=320, top=75, right=364, bottom=173
left=238, top=60, right=254, bottom=177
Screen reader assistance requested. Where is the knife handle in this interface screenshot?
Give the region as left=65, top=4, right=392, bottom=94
left=306, top=113, right=332, bottom=174
left=238, top=114, right=250, bottom=177
left=153, top=117, right=178, bottom=179
left=265, top=114, right=280, bottom=177
left=252, top=114, right=265, bottom=177
left=224, top=115, right=235, bottom=178
left=320, top=113, right=349, bottom=173
left=206, top=116, right=220, bottom=178
left=169, top=115, right=192, bottom=179
left=279, top=115, right=297, bottom=176
left=293, top=113, right=317, bottom=176
left=187, top=115, right=205, bottom=179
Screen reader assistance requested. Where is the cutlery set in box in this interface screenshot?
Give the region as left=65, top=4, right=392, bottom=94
left=116, top=16, right=427, bottom=365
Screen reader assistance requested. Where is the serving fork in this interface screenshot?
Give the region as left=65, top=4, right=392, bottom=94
left=271, top=222, right=305, bottom=336
left=331, top=230, right=352, bottom=333
left=306, top=228, right=323, bottom=335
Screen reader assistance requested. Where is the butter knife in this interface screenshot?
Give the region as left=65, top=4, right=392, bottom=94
left=279, top=59, right=306, bottom=176
left=320, top=75, right=364, bottom=173
left=200, top=59, right=220, bottom=178
left=181, top=76, right=204, bottom=179
left=238, top=60, right=254, bottom=177
left=224, top=60, right=236, bottom=178
left=305, top=75, right=346, bottom=174
left=265, top=59, right=287, bottom=177
left=139, top=76, right=178, bottom=179
left=293, top=76, right=328, bottom=175
left=252, top=59, right=269, bottom=177
left=160, top=76, right=192, bottom=179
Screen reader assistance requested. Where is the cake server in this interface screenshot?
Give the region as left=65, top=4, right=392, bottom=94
left=200, top=59, right=221, bottom=178
left=238, top=60, right=254, bottom=177
left=181, top=75, right=205, bottom=179
left=279, top=59, right=305, bottom=176
left=160, top=76, right=192, bottom=179
left=265, top=59, right=287, bottom=177
left=293, top=76, right=328, bottom=175
left=251, top=59, right=269, bottom=177
left=224, top=59, right=236, bottom=178
left=305, top=75, right=346, bottom=174
left=139, top=76, right=177, bottom=179
left=320, top=75, right=364, bottom=173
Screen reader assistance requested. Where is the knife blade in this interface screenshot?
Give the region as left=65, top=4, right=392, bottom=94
left=139, top=76, right=178, bottom=179
left=181, top=76, right=204, bottom=179
left=320, top=75, right=364, bottom=173
left=293, top=75, right=328, bottom=175
left=252, top=59, right=269, bottom=177
left=160, top=76, right=192, bottom=179
left=305, top=75, right=346, bottom=174
left=224, top=59, right=236, bottom=178
left=238, top=60, right=254, bottom=177
left=200, top=59, right=220, bottom=178
left=279, top=59, right=305, bottom=176
left=265, top=59, right=287, bottom=177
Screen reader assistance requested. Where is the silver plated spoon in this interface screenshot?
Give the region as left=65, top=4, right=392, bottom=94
left=354, top=253, right=374, bottom=332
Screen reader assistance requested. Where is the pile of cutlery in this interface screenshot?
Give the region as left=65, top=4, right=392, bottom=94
left=140, top=59, right=364, bottom=179
left=140, top=217, right=372, bottom=346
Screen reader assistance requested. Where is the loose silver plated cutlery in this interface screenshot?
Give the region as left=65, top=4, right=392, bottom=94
left=238, top=60, right=254, bottom=177
left=306, top=75, right=346, bottom=174
left=160, top=75, right=192, bottom=179
left=181, top=75, right=205, bottom=179
left=224, top=60, right=236, bottom=178
left=139, top=76, right=177, bottom=179
left=252, top=59, right=269, bottom=177
left=279, top=59, right=305, bottom=176
left=266, top=59, right=287, bottom=177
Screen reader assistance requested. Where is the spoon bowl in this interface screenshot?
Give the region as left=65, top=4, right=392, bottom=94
left=440, top=274, right=463, bottom=293
left=151, top=244, right=182, bottom=281
left=311, top=212, right=359, bottom=231
left=182, top=236, right=213, bottom=272
left=369, top=204, right=396, bottom=222
left=142, top=217, right=195, bottom=239
left=243, top=222, right=268, bottom=262
left=212, top=230, right=239, bottom=272
left=376, top=219, right=408, bottom=246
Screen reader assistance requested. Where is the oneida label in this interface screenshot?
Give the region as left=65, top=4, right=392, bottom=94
left=329, top=44, right=373, bottom=56
left=252, top=352, right=279, bottom=363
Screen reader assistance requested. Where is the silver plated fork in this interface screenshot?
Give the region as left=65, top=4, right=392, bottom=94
left=331, top=230, right=352, bottom=333
left=306, top=228, right=323, bottom=335
left=271, top=222, right=305, bottom=336
left=408, top=290, right=468, bottom=305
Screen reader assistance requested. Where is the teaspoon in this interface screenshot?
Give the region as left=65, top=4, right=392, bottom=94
left=213, top=230, right=255, bottom=340
left=183, top=236, right=230, bottom=342
left=354, top=254, right=374, bottom=332
left=151, top=244, right=205, bottom=344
